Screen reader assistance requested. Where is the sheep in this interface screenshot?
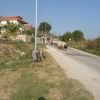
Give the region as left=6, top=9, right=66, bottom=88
left=56, top=41, right=62, bottom=49
left=52, top=40, right=58, bottom=45
left=52, top=40, right=67, bottom=50
left=57, top=41, right=67, bottom=50
left=61, top=41, right=67, bottom=50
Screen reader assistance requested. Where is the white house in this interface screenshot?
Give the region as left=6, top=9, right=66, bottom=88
left=0, top=16, right=28, bottom=34
left=0, top=16, right=33, bottom=42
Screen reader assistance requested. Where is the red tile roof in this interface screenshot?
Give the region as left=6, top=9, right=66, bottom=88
left=24, top=25, right=35, bottom=29
left=0, top=16, right=28, bottom=24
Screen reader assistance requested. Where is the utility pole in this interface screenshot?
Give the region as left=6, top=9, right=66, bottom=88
left=35, top=0, right=37, bottom=50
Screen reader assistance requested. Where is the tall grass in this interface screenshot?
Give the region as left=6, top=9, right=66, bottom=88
left=68, top=37, right=100, bottom=56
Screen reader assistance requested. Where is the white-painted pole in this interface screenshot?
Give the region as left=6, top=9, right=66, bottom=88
left=35, top=0, right=37, bottom=50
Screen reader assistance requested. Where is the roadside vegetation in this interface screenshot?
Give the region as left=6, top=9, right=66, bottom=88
left=0, top=40, right=94, bottom=100
left=67, top=37, right=100, bottom=56
left=59, top=30, right=100, bottom=56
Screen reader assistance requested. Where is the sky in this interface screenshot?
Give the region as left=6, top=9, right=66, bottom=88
left=0, top=0, right=100, bottom=39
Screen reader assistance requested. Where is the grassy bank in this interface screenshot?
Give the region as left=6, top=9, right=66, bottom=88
left=68, top=41, right=100, bottom=56
left=0, top=40, right=94, bottom=100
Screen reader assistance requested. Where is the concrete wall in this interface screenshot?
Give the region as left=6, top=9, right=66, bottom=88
left=17, top=35, right=32, bottom=42
left=0, top=34, right=32, bottom=42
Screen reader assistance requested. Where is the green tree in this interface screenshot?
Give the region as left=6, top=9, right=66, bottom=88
left=72, top=30, right=84, bottom=42
left=25, top=29, right=33, bottom=35
left=62, top=31, right=73, bottom=42
left=4, top=21, right=19, bottom=38
left=38, top=22, right=52, bottom=32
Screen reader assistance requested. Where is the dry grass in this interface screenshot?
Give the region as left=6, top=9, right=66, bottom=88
left=0, top=41, right=94, bottom=100
left=0, top=44, right=20, bottom=58
left=0, top=69, right=21, bottom=100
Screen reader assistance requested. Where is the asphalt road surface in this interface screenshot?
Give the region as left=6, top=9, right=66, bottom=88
left=54, top=45, right=100, bottom=74
left=46, top=45, right=100, bottom=100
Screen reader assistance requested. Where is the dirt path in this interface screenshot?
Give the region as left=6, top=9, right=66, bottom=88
left=46, top=45, right=100, bottom=100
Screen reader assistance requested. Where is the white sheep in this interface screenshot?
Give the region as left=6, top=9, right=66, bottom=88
left=61, top=41, right=67, bottom=50
left=57, top=41, right=62, bottom=49
left=52, top=40, right=67, bottom=50
left=52, top=40, right=58, bottom=45
left=56, top=41, right=67, bottom=50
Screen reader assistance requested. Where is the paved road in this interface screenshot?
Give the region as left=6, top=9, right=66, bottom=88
left=54, top=45, right=100, bottom=74
left=46, top=45, right=100, bottom=100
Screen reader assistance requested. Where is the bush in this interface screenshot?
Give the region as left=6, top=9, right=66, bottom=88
left=86, top=37, right=100, bottom=51
left=95, top=37, right=100, bottom=50
left=31, top=37, right=35, bottom=42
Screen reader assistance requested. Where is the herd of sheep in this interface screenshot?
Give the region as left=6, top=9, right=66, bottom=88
left=51, top=40, right=67, bottom=51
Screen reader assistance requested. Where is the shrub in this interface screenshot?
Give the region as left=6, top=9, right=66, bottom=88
left=31, top=37, right=35, bottom=42
left=86, top=37, right=100, bottom=51
left=95, top=37, right=100, bottom=50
